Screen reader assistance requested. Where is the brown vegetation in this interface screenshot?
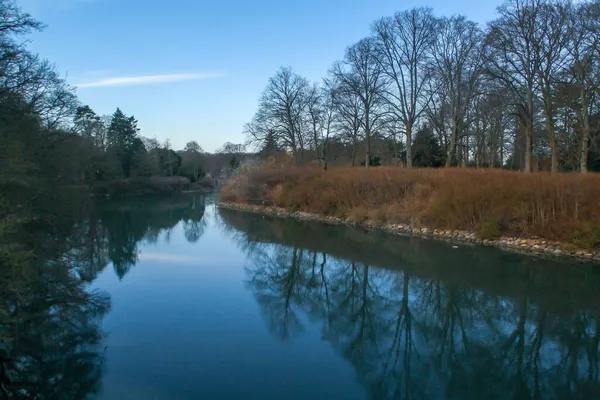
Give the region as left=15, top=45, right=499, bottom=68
left=220, top=165, right=600, bottom=249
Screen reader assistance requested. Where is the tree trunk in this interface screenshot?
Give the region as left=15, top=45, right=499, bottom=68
left=462, top=135, right=468, bottom=167
left=543, top=92, right=558, bottom=173
left=365, top=134, right=371, bottom=168
left=392, top=132, right=399, bottom=165
left=547, top=120, right=558, bottom=173
left=321, top=140, right=328, bottom=171
left=579, top=85, right=590, bottom=174
left=365, top=109, right=371, bottom=168
left=405, top=122, right=413, bottom=168
left=476, top=119, right=483, bottom=168
left=446, top=118, right=458, bottom=167
left=579, top=130, right=590, bottom=174
left=499, top=125, right=504, bottom=168
left=490, top=140, right=496, bottom=169
left=524, top=90, right=534, bottom=173
left=580, top=134, right=589, bottom=174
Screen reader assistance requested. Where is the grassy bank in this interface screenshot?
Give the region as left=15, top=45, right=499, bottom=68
left=220, top=165, right=600, bottom=251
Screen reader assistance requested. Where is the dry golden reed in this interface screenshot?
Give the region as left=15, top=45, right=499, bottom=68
left=221, top=165, right=600, bottom=249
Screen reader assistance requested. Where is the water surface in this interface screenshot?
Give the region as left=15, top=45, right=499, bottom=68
left=3, top=193, right=600, bottom=399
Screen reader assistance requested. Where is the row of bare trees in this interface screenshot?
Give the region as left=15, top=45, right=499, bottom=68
left=245, top=0, right=600, bottom=172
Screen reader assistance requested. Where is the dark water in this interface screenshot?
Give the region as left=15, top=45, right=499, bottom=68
left=2, top=193, right=600, bottom=399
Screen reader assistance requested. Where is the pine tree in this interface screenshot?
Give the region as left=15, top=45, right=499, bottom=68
left=412, top=124, right=444, bottom=167
left=258, top=130, right=281, bottom=159
left=74, top=105, right=105, bottom=148
left=106, top=108, right=141, bottom=177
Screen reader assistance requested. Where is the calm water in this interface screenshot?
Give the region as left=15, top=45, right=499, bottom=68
left=3, top=193, right=600, bottom=399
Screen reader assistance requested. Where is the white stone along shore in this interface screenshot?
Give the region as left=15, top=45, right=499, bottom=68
left=218, top=201, right=600, bottom=263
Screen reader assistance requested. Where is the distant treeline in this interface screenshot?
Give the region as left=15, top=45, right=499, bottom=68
left=245, top=0, right=600, bottom=172
left=0, top=0, right=249, bottom=201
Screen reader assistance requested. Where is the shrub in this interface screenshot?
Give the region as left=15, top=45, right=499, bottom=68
left=478, top=218, right=503, bottom=240
left=571, top=224, right=600, bottom=251
left=220, top=165, right=600, bottom=247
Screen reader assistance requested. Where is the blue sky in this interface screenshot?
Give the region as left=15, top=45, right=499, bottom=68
left=21, top=0, right=501, bottom=152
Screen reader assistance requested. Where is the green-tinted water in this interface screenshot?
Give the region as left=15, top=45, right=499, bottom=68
left=2, top=193, right=599, bottom=399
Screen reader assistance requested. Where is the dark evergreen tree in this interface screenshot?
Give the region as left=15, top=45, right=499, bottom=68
left=412, top=125, right=444, bottom=167
left=106, top=108, right=142, bottom=177
left=258, top=130, right=282, bottom=159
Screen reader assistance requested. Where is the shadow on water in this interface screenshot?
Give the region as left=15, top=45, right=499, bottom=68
left=218, top=208, right=600, bottom=400
left=0, top=192, right=208, bottom=399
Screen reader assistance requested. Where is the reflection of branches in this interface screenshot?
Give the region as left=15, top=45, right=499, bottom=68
left=223, top=211, right=600, bottom=399
left=0, top=266, right=110, bottom=398
left=551, top=311, right=600, bottom=398
left=245, top=247, right=307, bottom=339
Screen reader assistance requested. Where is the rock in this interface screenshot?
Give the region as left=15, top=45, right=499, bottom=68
left=553, top=249, right=562, bottom=255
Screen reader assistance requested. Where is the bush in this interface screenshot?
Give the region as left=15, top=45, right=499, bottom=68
left=220, top=165, right=600, bottom=247
left=571, top=224, right=600, bottom=251
left=478, top=218, right=503, bottom=240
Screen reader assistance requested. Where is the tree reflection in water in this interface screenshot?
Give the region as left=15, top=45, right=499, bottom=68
left=0, top=192, right=209, bottom=398
left=220, top=208, right=600, bottom=400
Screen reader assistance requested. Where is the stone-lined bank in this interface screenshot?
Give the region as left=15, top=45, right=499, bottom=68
left=217, top=201, right=600, bottom=263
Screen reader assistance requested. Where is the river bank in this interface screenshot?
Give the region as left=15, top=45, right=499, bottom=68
left=219, top=165, right=600, bottom=263
left=217, top=201, right=600, bottom=263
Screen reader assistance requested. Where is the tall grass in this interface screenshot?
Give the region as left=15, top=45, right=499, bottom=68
left=220, top=165, right=600, bottom=249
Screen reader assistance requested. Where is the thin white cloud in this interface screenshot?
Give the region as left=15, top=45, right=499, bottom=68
left=138, top=252, right=200, bottom=263
left=138, top=252, right=226, bottom=266
left=76, top=72, right=224, bottom=88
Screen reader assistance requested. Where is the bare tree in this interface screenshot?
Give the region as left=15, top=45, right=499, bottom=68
left=184, top=140, right=204, bottom=153
left=373, top=7, right=437, bottom=168
left=432, top=16, right=486, bottom=167
left=329, top=74, right=364, bottom=166
left=305, top=82, right=324, bottom=164
left=536, top=0, right=572, bottom=173
left=306, top=81, right=337, bottom=169
left=218, top=142, right=246, bottom=154
left=332, top=38, right=387, bottom=167
left=487, top=0, right=545, bottom=173
left=566, top=0, right=600, bottom=173
left=319, top=82, right=338, bottom=170
left=252, top=66, right=309, bottom=164
left=240, top=0, right=599, bottom=172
